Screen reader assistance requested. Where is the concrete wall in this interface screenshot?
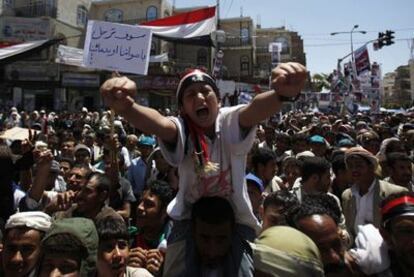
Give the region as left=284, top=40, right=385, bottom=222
left=57, top=0, right=93, bottom=28
left=89, top=0, right=166, bottom=23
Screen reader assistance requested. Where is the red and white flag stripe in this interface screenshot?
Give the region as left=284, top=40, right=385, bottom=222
left=141, top=6, right=217, bottom=39
left=0, top=40, right=49, bottom=60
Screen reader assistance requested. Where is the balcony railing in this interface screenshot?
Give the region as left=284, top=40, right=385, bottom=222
left=222, top=37, right=252, bottom=47
left=122, top=18, right=149, bottom=25
left=14, top=4, right=57, bottom=18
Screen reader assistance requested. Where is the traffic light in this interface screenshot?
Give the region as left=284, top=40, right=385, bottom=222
left=375, top=30, right=395, bottom=50
left=385, top=30, right=395, bottom=46
left=377, top=32, right=385, bottom=49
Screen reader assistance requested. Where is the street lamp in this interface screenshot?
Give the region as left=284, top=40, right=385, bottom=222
left=331, top=25, right=366, bottom=71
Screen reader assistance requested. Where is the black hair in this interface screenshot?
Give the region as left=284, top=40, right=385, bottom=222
left=301, top=157, right=331, bottom=182
left=263, top=190, right=299, bottom=213
left=292, top=133, right=308, bottom=143
left=277, top=133, right=291, bottom=143
left=72, top=163, right=92, bottom=176
left=59, top=157, right=74, bottom=168
left=251, top=148, right=276, bottom=171
left=87, top=172, right=111, bottom=193
left=145, top=180, right=174, bottom=209
left=331, top=154, right=346, bottom=175
left=192, top=197, right=235, bottom=226
left=287, top=194, right=341, bottom=227
left=95, top=216, right=129, bottom=241
left=386, top=152, right=412, bottom=168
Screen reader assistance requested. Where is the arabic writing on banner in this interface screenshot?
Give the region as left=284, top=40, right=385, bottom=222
left=83, top=20, right=152, bottom=75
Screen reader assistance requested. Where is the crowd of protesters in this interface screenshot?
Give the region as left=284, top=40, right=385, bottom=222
left=0, top=62, right=413, bottom=276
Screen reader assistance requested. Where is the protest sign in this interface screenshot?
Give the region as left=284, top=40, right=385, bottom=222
left=0, top=127, right=39, bottom=141
left=83, top=20, right=152, bottom=75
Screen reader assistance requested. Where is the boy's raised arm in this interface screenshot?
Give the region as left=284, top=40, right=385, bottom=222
left=239, top=62, right=307, bottom=129
left=100, top=76, right=178, bottom=144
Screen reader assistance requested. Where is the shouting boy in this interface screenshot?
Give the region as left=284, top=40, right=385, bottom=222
left=101, top=63, right=307, bottom=275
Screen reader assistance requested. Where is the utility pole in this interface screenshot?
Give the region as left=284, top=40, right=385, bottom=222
left=217, top=0, right=220, bottom=28
left=331, top=25, right=367, bottom=77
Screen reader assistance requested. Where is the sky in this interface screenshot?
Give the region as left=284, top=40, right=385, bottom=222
left=174, top=0, right=414, bottom=76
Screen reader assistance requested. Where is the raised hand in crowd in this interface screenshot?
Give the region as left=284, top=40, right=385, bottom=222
left=100, top=76, right=137, bottom=115
left=128, top=247, right=148, bottom=268
left=44, top=190, right=76, bottom=214
left=145, top=249, right=164, bottom=275
left=271, top=62, right=307, bottom=98
left=26, top=150, right=53, bottom=202
left=128, top=247, right=164, bottom=275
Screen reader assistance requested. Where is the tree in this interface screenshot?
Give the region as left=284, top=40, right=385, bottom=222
left=311, top=73, right=331, bottom=92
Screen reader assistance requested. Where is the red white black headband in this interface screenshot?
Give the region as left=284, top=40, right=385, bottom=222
left=176, top=70, right=219, bottom=107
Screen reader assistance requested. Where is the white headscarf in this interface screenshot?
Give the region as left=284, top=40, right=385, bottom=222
left=5, top=211, right=52, bottom=232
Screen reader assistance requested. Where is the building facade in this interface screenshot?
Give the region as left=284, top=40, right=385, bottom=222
left=0, top=0, right=94, bottom=111
left=89, top=0, right=176, bottom=110
left=382, top=66, right=412, bottom=107
left=219, top=16, right=255, bottom=82
left=254, top=26, right=306, bottom=84
left=394, top=65, right=412, bottom=107
left=1, top=1, right=307, bottom=111
left=382, top=72, right=396, bottom=104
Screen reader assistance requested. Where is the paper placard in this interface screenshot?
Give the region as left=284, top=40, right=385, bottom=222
left=0, top=127, right=39, bottom=141
left=83, top=20, right=152, bottom=75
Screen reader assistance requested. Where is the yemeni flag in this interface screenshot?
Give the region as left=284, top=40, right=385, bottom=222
left=140, top=6, right=217, bottom=46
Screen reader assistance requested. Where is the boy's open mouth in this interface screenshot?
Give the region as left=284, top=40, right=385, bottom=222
left=111, top=262, right=125, bottom=270
left=196, top=107, right=209, bottom=118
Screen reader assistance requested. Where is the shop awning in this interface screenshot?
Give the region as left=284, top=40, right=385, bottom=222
left=0, top=39, right=61, bottom=65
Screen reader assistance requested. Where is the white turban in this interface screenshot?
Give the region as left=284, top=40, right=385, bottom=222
left=5, top=212, right=52, bottom=232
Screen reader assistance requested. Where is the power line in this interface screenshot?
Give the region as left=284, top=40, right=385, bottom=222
left=225, top=0, right=234, bottom=17
left=304, top=38, right=413, bottom=47
left=300, top=28, right=414, bottom=37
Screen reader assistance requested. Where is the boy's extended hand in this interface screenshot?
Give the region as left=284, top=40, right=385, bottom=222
left=100, top=77, right=137, bottom=114
left=271, top=62, right=307, bottom=98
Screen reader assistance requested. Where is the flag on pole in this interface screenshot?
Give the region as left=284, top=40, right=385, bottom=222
left=354, top=45, right=371, bottom=76
left=141, top=6, right=217, bottom=45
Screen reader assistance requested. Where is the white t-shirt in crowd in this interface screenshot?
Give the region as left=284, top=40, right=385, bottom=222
left=159, top=105, right=260, bottom=233
left=352, top=180, right=376, bottom=234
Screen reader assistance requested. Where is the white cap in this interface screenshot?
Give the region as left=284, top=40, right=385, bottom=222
left=5, top=211, right=52, bottom=232
left=296, top=151, right=315, bottom=159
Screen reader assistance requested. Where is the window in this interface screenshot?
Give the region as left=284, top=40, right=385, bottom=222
left=197, top=48, right=208, bottom=66
left=151, top=41, right=157, bottom=55
left=146, top=6, right=158, bottom=21
left=3, top=0, right=13, bottom=8
left=241, top=27, right=249, bottom=44
left=77, top=5, right=88, bottom=26
left=104, top=9, right=123, bottom=22
left=241, top=55, right=249, bottom=75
